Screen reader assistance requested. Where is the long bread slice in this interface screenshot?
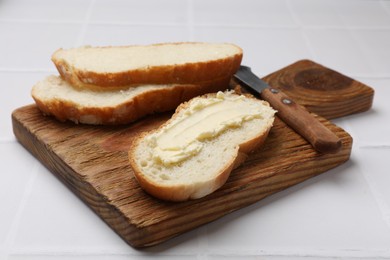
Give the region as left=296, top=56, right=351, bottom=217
left=52, top=42, right=243, bottom=90
left=31, top=75, right=231, bottom=125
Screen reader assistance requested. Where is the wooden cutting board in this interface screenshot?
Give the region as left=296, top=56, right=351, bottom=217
left=12, top=60, right=373, bottom=248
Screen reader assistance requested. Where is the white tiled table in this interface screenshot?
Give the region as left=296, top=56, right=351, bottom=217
left=1, top=0, right=390, bottom=259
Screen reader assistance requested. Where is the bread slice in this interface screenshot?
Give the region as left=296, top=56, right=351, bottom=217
left=31, top=75, right=231, bottom=125
left=128, top=91, right=276, bottom=201
left=52, top=42, right=243, bottom=90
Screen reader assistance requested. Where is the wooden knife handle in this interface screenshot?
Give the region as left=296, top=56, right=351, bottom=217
left=261, top=87, right=342, bottom=154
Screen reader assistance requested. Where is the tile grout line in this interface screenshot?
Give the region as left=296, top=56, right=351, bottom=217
left=0, top=19, right=83, bottom=24
left=380, top=0, right=390, bottom=16
left=355, top=147, right=390, bottom=233
left=204, top=247, right=390, bottom=259
left=3, top=162, right=40, bottom=259
left=0, top=139, right=18, bottom=144
left=342, top=26, right=380, bottom=78
left=6, top=247, right=390, bottom=258
left=285, top=0, right=317, bottom=61
left=353, top=75, right=390, bottom=80
left=336, top=1, right=390, bottom=228
left=343, top=120, right=390, bottom=235
left=325, top=0, right=387, bottom=78
left=333, top=0, right=382, bottom=77
left=360, top=144, right=390, bottom=149
left=196, top=226, right=209, bottom=260
left=1, top=71, right=390, bottom=80
left=1, top=1, right=93, bottom=257
left=7, top=248, right=196, bottom=257
left=75, top=0, right=96, bottom=46
left=187, top=0, right=194, bottom=41
left=1, top=18, right=389, bottom=30
left=0, top=68, right=56, bottom=73
left=3, top=18, right=390, bottom=30
left=269, top=1, right=390, bottom=255
left=342, top=119, right=390, bottom=233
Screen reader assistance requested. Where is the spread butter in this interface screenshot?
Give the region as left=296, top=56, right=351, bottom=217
left=146, top=91, right=265, bottom=166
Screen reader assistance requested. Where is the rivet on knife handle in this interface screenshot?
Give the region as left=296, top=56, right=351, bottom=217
left=261, top=87, right=342, bottom=154
left=234, top=65, right=342, bottom=154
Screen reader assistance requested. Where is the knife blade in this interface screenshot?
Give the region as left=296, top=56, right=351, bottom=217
left=234, top=65, right=341, bottom=154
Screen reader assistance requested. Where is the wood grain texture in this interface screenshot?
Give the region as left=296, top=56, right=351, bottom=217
left=11, top=60, right=372, bottom=248
left=261, top=87, right=341, bottom=153
left=262, top=59, right=374, bottom=119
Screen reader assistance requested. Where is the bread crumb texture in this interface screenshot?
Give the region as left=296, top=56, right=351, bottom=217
left=54, top=43, right=242, bottom=73
left=52, top=42, right=243, bottom=88
left=32, top=75, right=172, bottom=107
left=130, top=91, right=276, bottom=201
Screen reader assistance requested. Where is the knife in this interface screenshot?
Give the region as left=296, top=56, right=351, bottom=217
left=234, top=65, right=342, bottom=154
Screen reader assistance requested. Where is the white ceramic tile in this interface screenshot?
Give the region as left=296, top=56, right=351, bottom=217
left=342, top=78, right=390, bottom=145
left=208, top=257, right=379, bottom=260
left=8, top=255, right=198, bottom=260
left=351, top=29, right=390, bottom=76
left=0, top=142, right=38, bottom=246
left=383, top=0, right=390, bottom=12
left=82, top=24, right=189, bottom=46
left=205, top=157, right=390, bottom=256
left=0, top=0, right=91, bottom=22
left=207, top=257, right=259, bottom=260
left=11, top=164, right=131, bottom=253
left=7, top=165, right=203, bottom=254
left=11, top=162, right=205, bottom=254
left=355, top=148, right=390, bottom=219
left=0, top=22, right=81, bottom=70
left=1, top=0, right=390, bottom=258
left=91, top=0, right=187, bottom=24
left=7, top=109, right=204, bottom=255
left=289, top=0, right=344, bottom=27
left=336, top=0, right=390, bottom=28
left=0, top=72, right=48, bottom=141
left=142, top=225, right=208, bottom=255
left=193, top=27, right=312, bottom=76
left=193, top=0, right=296, bottom=26
left=303, top=28, right=374, bottom=77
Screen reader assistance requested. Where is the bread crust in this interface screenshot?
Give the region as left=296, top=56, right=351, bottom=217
left=52, top=43, right=243, bottom=90
left=128, top=93, right=274, bottom=201
left=31, top=76, right=231, bottom=125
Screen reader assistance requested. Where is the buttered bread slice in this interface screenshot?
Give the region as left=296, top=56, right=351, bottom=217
left=129, top=91, right=276, bottom=201
left=31, top=75, right=230, bottom=125
left=52, top=42, right=243, bottom=90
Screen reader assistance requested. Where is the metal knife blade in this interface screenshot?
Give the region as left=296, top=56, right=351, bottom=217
left=234, top=65, right=270, bottom=95
left=234, top=65, right=341, bottom=154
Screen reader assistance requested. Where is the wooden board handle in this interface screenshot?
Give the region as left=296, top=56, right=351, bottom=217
left=261, top=87, right=342, bottom=154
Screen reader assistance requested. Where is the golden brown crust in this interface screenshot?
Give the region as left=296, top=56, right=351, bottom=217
left=32, top=76, right=231, bottom=125
left=52, top=43, right=243, bottom=90
left=128, top=93, right=274, bottom=201
left=129, top=145, right=236, bottom=201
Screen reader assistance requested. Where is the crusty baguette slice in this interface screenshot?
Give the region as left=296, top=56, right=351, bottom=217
left=128, top=91, right=276, bottom=201
left=31, top=75, right=231, bottom=125
left=52, top=42, right=243, bottom=90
